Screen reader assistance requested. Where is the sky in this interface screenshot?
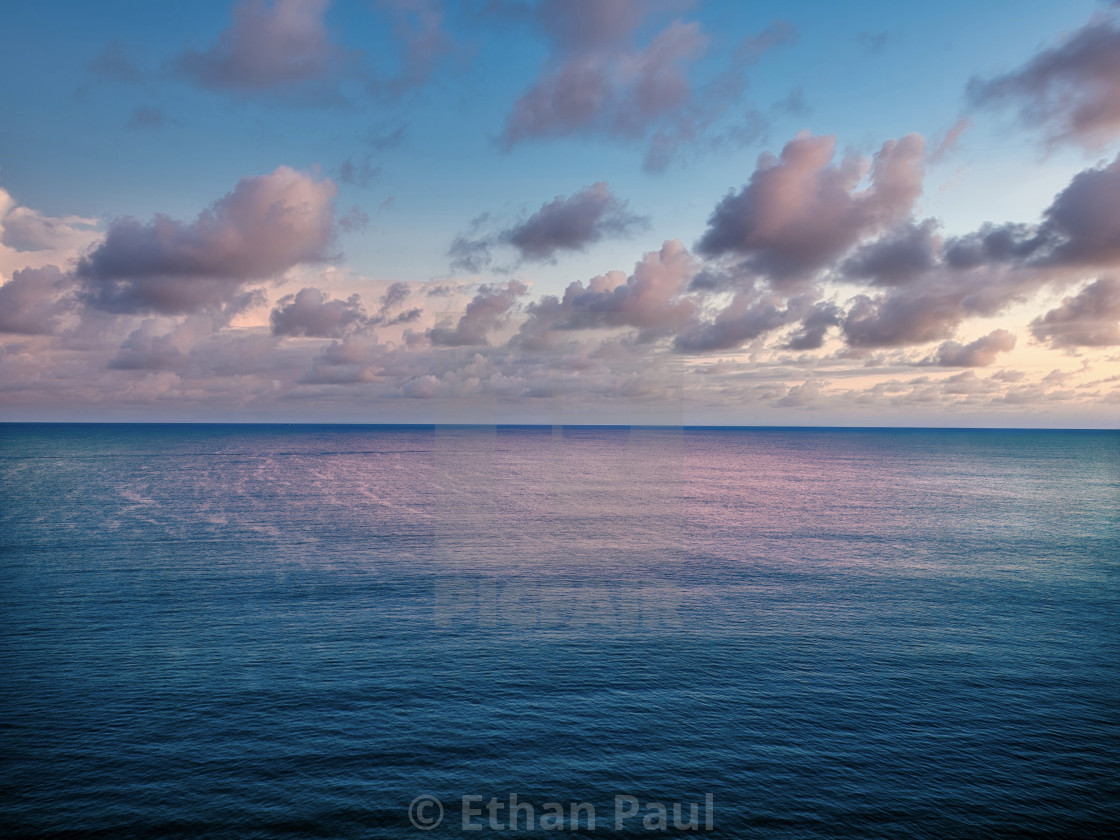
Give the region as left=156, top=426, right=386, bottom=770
left=1, top=0, right=1119, bottom=426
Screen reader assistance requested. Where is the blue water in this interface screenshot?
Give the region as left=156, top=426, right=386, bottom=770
left=1, top=424, right=1118, bottom=838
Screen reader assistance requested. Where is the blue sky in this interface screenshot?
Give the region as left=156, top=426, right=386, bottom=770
left=1, top=1, right=1119, bottom=424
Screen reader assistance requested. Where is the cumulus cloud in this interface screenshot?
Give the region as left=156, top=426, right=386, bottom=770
left=1040, top=153, right=1120, bottom=267
left=697, top=132, right=925, bottom=284
left=1030, top=277, right=1120, bottom=348
left=785, top=301, right=843, bottom=350
left=108, top=320, right=187, bottom=370
left=271, top=287, right=367, bottom=337
left=77, top=166, right=336, bottom=315
left=968, top=12, right=1120, bottom=149
left=449, top=182, right=647, bottom=270
left=428, top=280, right=528, bottom=346
left=0, top=194, right=100, bottom=254
left=177, top=0, right=348, bottom=97
left=509, top=182, right=647, bottom=260
left=933, top=329, right=1017, bottom=367
left=0, top=266, right=73, bottom=335
left=927, top=152, right=1120, bottom=277
left=500, top=1, right=793, bottom=169
left=842, top=288, right=970, bottom=349
left=517, top=240, right=697, bottom=347
left=674, top=292, right=794, bottom=353
left=842, top=219, right=941, bottom=286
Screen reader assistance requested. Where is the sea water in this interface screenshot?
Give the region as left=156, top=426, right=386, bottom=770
left=1, top=424, right=1117, bottom=838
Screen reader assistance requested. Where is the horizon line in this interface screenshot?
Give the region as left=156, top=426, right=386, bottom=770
left=1, top=421, right=1117, bottom=433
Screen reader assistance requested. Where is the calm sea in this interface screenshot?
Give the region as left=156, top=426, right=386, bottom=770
left=1, top=424, right=1118, bottom=838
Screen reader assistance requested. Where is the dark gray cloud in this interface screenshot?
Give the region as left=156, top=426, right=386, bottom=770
left=1030, top=277, right=1120, bottom=347
left=842, top=288, right=969, bottom=349
left=368, top=282, right=420, bottom=325
left=0, top=266, right=73, bottom=335
left=271, top=287, right=367, bottom=337
left=785, top=301, right=842, bottom=350
left=428, top=280, right=527, bottom=346
left=942, top=222, right=1044, bottom=270
left=177, top=0, right=348, bottom=97
left=673, top=293, right=793, bottom=353
left=968, top=12, right=1120, bottom=149
left=1041, top=153, right=1120, bottom=267
left=697, top=132, right=925, bottom=285
left=379, top=281, right=410, bottom=310
left=930, top=152, right=1120, bottom=274
left=842, top=219, right=940, bottom=285
left=507, top=182, right=647, bottom=260
left=824, top=151, right=1120, bottom=351
left=77, top=166, right=336, bottom=315
left=450, top=182, right=647, bottom=270
left=933, top=329, right=1017, bottom=367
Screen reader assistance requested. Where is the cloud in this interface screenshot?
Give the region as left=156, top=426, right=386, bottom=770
left=1040, top=153, right=1120, bottom=267
left=337, top=155, right=380, bottom=187
left=855, top=31, right=889, bottom=54
left=87, top=41, right=142, bottom=83
left=785, top=301, right=843, bottom=350
left=372, top=282, right=421, bottom=325
left=499, top=1, right=793, bottom=169
left=449, top=182, right=647, bottom=270
left=968, top=11, right=1120, bottom=149
left=674, top=292, right=794, bottom=353
left=271, top=287, right=367, bottom=337
left=108, top=320, right=187, bottom=370
left=933, top=329, right=1017, bottom=366
left=842, top=288, right=969, bottom=349
left=641, top=21, right=796, bottom=172
left=930, top=151, right=1120, bottom=275
left=841, top=218, right=941, bottom=286
left=697, top=132, right=925, bottom=285
left=0, top=266, right=73, bottom=335
left=507, top=182, right=646, bottom=260
left=77, top=166, right=336, bottom=315
left=177, top=0, right=348, bottom=97
left=371, top=0, right=455, bottom=95
left=127, top=106, right=167, bottom=130
left=504, top=18, right=706, bottom=146
left=1030, top=277, right=1120, bottom=347
left=516, top=239, right=697, bottom=347
left=0, top=201, right=100, bottom=254
left=929, top=118, right=971, bottom=164
left=428, top=280, right=527, bottom=346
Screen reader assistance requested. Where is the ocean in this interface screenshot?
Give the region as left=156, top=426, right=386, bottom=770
left=1, top=424, right=1117, bottom=838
